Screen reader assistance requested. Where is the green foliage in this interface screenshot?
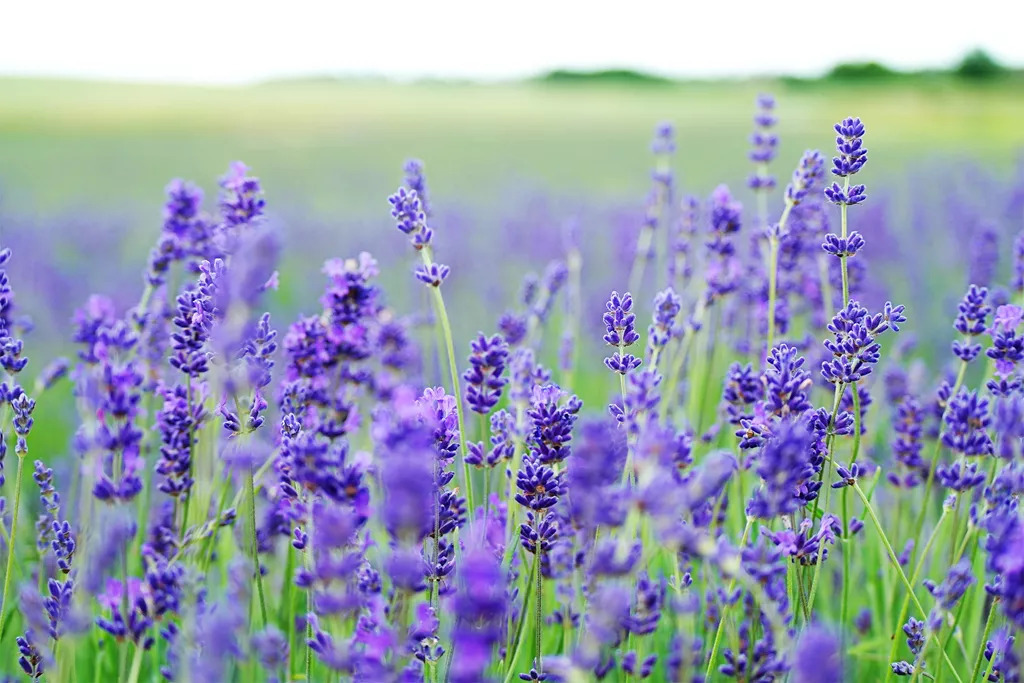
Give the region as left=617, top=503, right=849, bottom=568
left=955, top=49, right=1008, bottom=80
left=536, top=68, right=676, bottom=86
left=826, top=61, right=901, bottom=82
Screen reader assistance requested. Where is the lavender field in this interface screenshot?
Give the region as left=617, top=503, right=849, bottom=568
left=0, top=77, right=1022, bottom=682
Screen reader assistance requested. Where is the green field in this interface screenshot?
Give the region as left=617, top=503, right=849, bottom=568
left=2, top=76, right=1023, bottom=219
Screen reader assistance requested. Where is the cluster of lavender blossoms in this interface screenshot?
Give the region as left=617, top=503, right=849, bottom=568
left=0, top=100, right=1021, bottom=683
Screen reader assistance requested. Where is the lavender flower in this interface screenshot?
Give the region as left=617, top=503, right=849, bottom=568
left=793, top=625, right=843, bottom=683
left=463, top=333, right=509, bottom=414
left=747, top=419, right=816, bottom=519
left=952, top=284, right=991, bottom=362
left=748, top=94, right=778, bottom=189
left=603, top=291, right=641, bottom=375
left=785, top=150, right=826, bottom=206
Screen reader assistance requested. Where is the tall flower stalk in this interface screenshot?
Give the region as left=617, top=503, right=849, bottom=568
left=389, top=177, right=475, bottom=516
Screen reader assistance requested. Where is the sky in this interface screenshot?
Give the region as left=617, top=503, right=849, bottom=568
left=3, top=0, right=1022, bottom=84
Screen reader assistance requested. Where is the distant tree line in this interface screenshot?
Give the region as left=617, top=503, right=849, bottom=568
left=534, top=49, right=1015, bottom=86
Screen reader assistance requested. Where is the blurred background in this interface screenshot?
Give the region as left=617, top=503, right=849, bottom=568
left=2, top=0, right=1024, bottom=366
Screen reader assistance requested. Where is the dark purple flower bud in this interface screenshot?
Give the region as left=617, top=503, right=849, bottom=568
left=403, top=159, right=431, bottom=217
left=388, top=187, right=432, bottom=249
left=969, top=224, right=1000, bottom=289
left=463, top=333, right=509, bottom=414
left=941, top=388, right=993, bottom=457
left=449, top=532, right=507, bottom=683
left=748, top=94, right=779, bottom=184
left=605, top=353, right=642, bottom=375
left=785, top=150, right=826, bottom=205
left=763, top=344, right=813, bottom=419
left=830, top=117, right=868, bottom=177
left=1012, top=231, right=1024, bottom=294
left=831, top=462, right=860, bottom=489
left=747, top=419, right=817, bottom=519
left=515, top=454, right=564, bottom=511
left=923, top=558, right=975, bottom=611
left=822, top=231, right=866, bottom=258
left=218, top=162, right=265, bottom=228
left=647, top=287, right=681, bottom=356
left=498, top=312, right=528, bottom=346
left=824, top=182, right=867, bottom=206
left=722, top=362, right=760, bottom=425
left=414, top=263, right=450, bottom=288
left=937, top=461, right=986, bottom=492
left=793, top=624, right=843, bottom=683
left=603, top=291, right=640, bottom=348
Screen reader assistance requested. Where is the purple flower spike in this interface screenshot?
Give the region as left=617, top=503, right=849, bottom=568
left=463, top=333, right=509, bottom=414
left=831, top=117, right=868, bottom=177
left=824, top=181, right=867, bottom=206
left=414, top=263, right=450, bottom=288
left=219, top=161, right=266, bottom=228
left=603, top=291, right=640, bottom=348
left=785, top=150, right=826, bottom=205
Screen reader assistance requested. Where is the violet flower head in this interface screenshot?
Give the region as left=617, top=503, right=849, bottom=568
left=792, top=624, right=843, bottom=683
left=705, top=185, right=743, bottom=304
left=647, top=287, right=681, bottom=360
left=968, top=224, right=999, bottom=289
left=603, top=291, right=641, bottom=375
left=218, top=161, right=265, bottom=228
left=821, top=300, right=906, bottom=385
left=1012, top=230, right=1024, bottom=294
left=414, top=262, right=450, bottom=288
left=889, top=396, right=926, bottom=488
left=722, top=362, right=760, bottom=425
left=403, top=158, right=431, bottom=217
left=463, top=333, right=509, bottom=415
left=747, top=419, right=816, bottom=519
left=388, top=187, right=432, bottom=250
left=986, top=311, right=1024, bottom=379
left=169, top=260, right=222, bottom=377
left=830, top=117, right=868, bottom=177
left=785, top=150, right=826, bottom=206
left=514, top=454, right=564, bottom=511
left=952, top=284, right=991, bottom=362
left=923, top=558, right=975, bottom=611
left=651, top=122, right=676, bottom=156
left=748, top=94, right=778, bottom=189
left=449, top=535, right=506, bottom=683
left=498, top=312, right=528, bottom=347
left=824, top=117, right=868, bottom=205
left=940, top=388, right=993, bottom=458
left=762, top=344, right=813, bottom=419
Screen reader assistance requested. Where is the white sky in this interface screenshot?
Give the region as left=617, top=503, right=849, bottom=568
left=3, top=0, right=1022, bottom=84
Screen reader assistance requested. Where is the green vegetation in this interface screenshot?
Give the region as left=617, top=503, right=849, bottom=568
left=0, top=74, right=1022, bottom=222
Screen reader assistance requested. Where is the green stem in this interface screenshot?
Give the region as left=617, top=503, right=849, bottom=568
left=247, top=465, right=268, bottom=628
left=909, top=360, right=967, bottom=565
left=974, top=601, right=1000, bottom=682
left=421, top=248, right=474, bottom=518
left=840, top=177, right=850, bottom=305
left=126, top=643, right=145, bottom=683
left=765, top=203, right=793, bottom=355
left=0, top=454, right=25, bottom=641
left=851, top=480, right=964, bottom=683
left=281, top=541, right=297, bottom=672
left=885, top=508, right=951, bottom=683
left=805, top=383, right=845, bottom=619
left=840, top=385, right=863, bottom=641
left=535, top=518, right=544, bottom=673
left=503, top=551, right=539, bottom=683
left=970, top=601, right=999, bottom=682
left=703, top=518, right=754, bottom=680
